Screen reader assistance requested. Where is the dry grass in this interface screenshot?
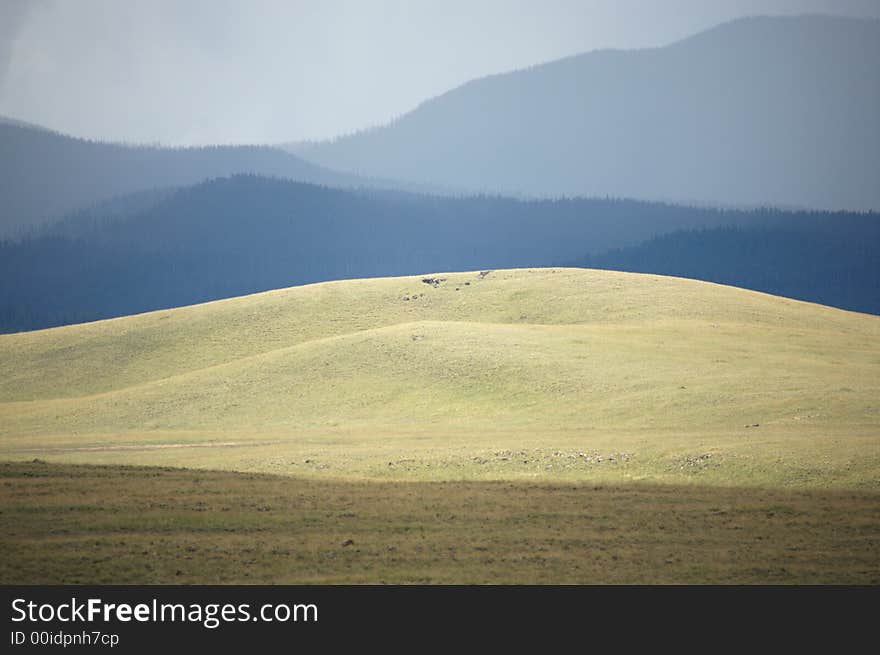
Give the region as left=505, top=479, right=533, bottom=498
left=1, top=268, right=878, bottom=490
left=1, top=268, right=878, bottom=583
left=2, top=461, right=877, bottom=584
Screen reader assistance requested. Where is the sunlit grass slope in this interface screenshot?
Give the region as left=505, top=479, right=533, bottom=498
left=2, top=268, right=878, bottom=488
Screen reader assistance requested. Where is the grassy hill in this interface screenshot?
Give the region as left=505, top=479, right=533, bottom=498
left=2, top=267, right=878, bottom=583
left=2, top=267, right=878, bottom=490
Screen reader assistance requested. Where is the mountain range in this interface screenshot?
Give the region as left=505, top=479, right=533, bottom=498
left=0, top=120, right=367, bottom=237
left=290, top=16, right=880, bottom=211
left=0, top=120, right=453, bottom=238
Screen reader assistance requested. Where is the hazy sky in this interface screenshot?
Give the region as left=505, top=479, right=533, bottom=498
left=1, top=0, right=878, bottom=146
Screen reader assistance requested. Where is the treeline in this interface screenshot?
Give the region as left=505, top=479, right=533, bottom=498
left=1, top=174, right=877, bottom=332
left=576, top=224, right=880, bottom=314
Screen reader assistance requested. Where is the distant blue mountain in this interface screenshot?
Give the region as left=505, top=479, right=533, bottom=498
left=0, top=121, right=375, bottom=237
left=293, top=16, right=880, bottom=211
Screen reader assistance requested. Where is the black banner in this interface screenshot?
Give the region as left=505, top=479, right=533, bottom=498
left=1, top=586, right=875, bottom=650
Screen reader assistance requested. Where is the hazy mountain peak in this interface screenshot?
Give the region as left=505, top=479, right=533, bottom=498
left=294, top=15, right=880, bottom=211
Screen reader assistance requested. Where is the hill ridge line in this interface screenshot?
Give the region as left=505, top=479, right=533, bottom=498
left=3, top=266, right=876, bottom=343
left=4, top=313, right=872, bottom=407
left=2, top=318, right=609, bottom=404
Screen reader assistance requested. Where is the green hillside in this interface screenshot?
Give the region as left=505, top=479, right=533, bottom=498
left=2, top=268, right=878, bottom=489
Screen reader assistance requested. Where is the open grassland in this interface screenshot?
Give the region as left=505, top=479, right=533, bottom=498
left=1, top=461, right=878, bottom=584
left=1, top=268, right=878, bottom=489
left=1, top=268, right=878, bottom=582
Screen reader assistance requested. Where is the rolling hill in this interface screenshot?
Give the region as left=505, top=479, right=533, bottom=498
left=3, top=267, right=878, bottom=584
left=292, top=15, right=880, bottom=210
left=1, top=267, right=877, bottom=489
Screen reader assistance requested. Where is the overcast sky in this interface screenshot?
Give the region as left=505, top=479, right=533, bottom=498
left=1, top=0, right=878, bottom=146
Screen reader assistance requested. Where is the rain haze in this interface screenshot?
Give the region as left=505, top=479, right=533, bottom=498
left=1, top=0, right=879, bottom=145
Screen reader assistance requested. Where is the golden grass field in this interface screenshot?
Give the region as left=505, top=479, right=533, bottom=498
left=1, top=268, right=879, bottom=582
